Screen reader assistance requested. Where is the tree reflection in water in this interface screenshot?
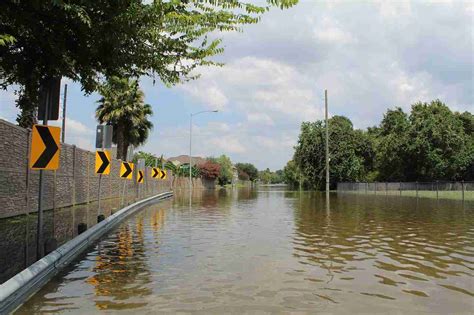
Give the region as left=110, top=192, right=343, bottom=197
left=85, top=212, right=158, bottom=311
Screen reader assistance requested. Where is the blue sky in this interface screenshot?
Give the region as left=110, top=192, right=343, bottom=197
left=1, top=0, right=473, bottom=170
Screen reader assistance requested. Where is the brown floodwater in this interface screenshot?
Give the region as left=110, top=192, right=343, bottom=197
left=16, top=188, right=474, bottom=314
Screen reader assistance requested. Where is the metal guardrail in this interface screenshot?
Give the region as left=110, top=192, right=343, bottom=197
left=337, top=181, right=473, bottom=202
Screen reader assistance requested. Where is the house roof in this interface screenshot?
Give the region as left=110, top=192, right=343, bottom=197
left=166, top=155, right=207, bottom=166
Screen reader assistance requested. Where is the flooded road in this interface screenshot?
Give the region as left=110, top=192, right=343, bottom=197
left=17, top=188, right=473, bottom=314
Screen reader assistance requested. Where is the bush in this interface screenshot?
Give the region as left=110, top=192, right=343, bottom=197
left=238, top=170, right=250, bottom=181
left=198, top=162, right=221, bottom=180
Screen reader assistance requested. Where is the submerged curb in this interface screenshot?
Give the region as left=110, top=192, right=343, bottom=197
left=0, top=191, right=173, bottom=315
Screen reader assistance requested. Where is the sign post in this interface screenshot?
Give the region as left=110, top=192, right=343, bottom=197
left=137, top=158, right=145, bottom=199
left=120, top=161, right=134, bottom=206
left=95, top=125, right=113, bottom=220
left=32, top=78, right=61, bottom=260
left=120, top=146, right=134, bottom=206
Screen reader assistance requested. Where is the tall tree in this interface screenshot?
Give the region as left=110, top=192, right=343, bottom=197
left=293, top=116, right=371, bottom=190
left=375, top=107, right=410, bottom=181
left=283, top=160, right=300, bottom=187
left=208, top=155, right=234, bottom=185
left=235, top=163, right=259, bottom=182
left=0, top=0, right=297, bottom=127
left=290, top=100, right=473, bottom=188
left=217, top=155, right=234, bottom=185
left=406, top=100, right=473, bottom=180
left=96, top=77, right=153, bottom=160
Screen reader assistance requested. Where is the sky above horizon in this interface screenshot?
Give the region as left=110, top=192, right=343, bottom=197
left=1, top=0, right=473, bottom=170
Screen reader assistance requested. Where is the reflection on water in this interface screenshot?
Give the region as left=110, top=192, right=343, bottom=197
left=0, top=193, right=151, bottom=284
left=17, top=189, right=474, bottom=314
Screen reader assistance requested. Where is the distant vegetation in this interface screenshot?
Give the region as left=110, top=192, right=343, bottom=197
left=259, top=169, right=285, bottom=184
left=129, top=152, right=263, bottom=186
left=235, top=163, right=259, bottom=182
left=198, top=161, right=221, bottom=180
left=285, top=100, right=474, bottom=190
left=207, top=155, right=234, bottom=185
left=133, top=151, right=164, bottom=167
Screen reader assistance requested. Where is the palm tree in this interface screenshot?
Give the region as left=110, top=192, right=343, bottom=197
left=96, top=77, right=153, bottom=160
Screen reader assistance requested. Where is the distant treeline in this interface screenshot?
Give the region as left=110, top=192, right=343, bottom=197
left=284, top=100, right=473, bottom=190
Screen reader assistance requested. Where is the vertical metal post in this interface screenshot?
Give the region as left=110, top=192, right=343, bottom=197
left=155, top=158, right=158, bottom=194
left=87, top=153, right=90, bottom=203
left=71, top=145, right=76, bottom=237
left=37, top=170, right=44, bottom=260
left=299, top=172, right=302, bottom=191
left=189, top=114, right=193, bottom=190
left=72, top=145, right=76, bottom=206
left=374, top=181, right=377, bottom=195
left=97, top=144, right=103, bottom=217
left=136, top=166, right=139, bottom=200
left=25, top=129, right=31, bottom=267
left=36, top=87, right=50, bottom=260
left=98, top=174, right=102, bottom=215
left=436, top=180, right=439, bottom=200
left=325, top=90, right=329, bottom=200
left=121, top=180, right=127, bottom=207
left=462, top=180, right=465, bottom=202
left=61, top=84, right=67, bottom=143
left=52, top=169, right=56, bottom=241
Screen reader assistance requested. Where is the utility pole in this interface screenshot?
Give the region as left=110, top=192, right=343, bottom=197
left=325, top=89, right=329, bottom=198
left=189, top=113, right=193, bottom=190
left=61, top=84, right=67, bottom=143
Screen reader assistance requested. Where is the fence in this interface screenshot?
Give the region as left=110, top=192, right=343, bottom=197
left=337, top=181, right=474, bottom=202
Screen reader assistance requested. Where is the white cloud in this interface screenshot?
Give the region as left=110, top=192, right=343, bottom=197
left=247, top=112, right=274, bottom=125
left=180, top=84, right=228, bottom=110
left=313, top=17, right=357, bottom=44
left=179, top=56, right=323, bottom=125
left=50, top=118, right=94, bottom=150
left=376, top=0, right=412, bottom=19
left=210, top=136, right=246, bottom=154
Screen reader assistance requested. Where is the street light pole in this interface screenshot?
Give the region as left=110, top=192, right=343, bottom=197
left=189, top=110, right=219, bottom=190
left=325, top=89, right=329, bottom=198
left=61, top=84, right=67, bottom=143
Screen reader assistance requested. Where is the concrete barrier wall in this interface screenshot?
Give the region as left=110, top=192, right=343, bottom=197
left=0, top=119, right=173, bottom=219
left=173, top=176, right=216, bottom=190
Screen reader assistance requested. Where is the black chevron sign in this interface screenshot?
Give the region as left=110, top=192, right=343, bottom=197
left=95, top=150, right=111, bottom=175
left=121, top=162, right=133, bottom=179
left=30, top=125, right=60, bottom=170
left=137, top=170, right=144, bottom=183
left=160, top=169, right=167, bottom=179
left=152, top=167, right=159, bottom=178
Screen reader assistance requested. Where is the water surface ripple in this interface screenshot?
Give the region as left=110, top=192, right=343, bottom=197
left=17, top=189, right=474, bottom=314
